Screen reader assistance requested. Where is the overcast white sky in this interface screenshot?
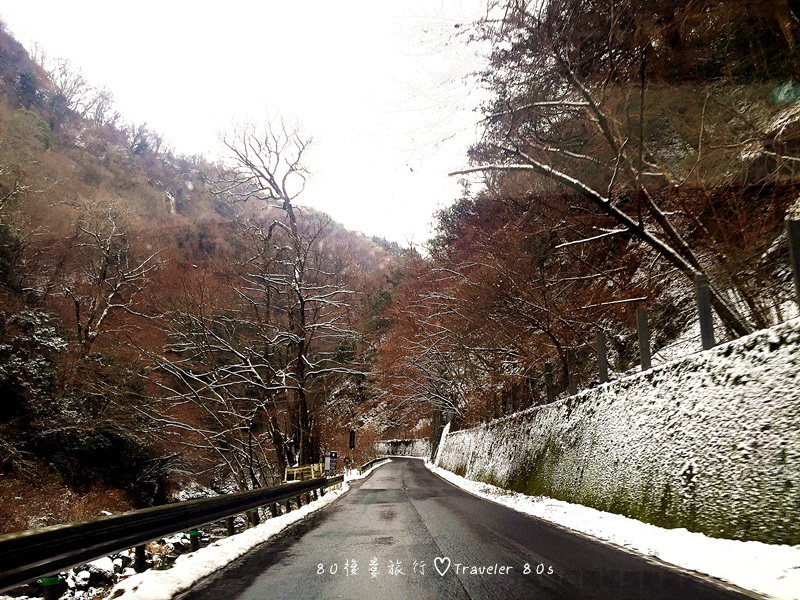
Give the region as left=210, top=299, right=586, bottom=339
left=0, top=1, right=491, bottom=245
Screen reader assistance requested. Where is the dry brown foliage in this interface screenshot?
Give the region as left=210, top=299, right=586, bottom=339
left=0, top=474, right=133, bottom=535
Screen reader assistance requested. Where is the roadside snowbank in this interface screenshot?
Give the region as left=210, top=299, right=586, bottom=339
left=99, top=464, right=385, bottom=600
left=426, top=461, right=800, bottom=600
left=100, top=485, right=348, bottom=600
left=0, top=466, right=386, bottom=600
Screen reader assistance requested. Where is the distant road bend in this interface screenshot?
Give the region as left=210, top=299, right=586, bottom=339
left=179, top=458, right=760, bottom=600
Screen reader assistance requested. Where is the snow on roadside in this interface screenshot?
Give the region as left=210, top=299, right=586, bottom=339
left=100, top=485, right=348, bottom=600
left=425, top=461, right=800, bottom=600
left=102, top=462, right=391, bottom=600
left=0, top=464, right=388, bottom=600
left=345, top=458, right=391, bottom=482
left=94, top=461, right=396, bottom=600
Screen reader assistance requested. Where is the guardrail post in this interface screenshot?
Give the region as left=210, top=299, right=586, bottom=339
left=285, top=499, right=292, bottom=513
left=134, top=544, right=147, bottom=573
left=544, top=361, right=554, bottom=403
left=786, top=219, right=800, bottom=306
left=295, top=495, right=303, bottom=509
left=225, top=517, right=235, bottom=536
left=189, top=530, right=200, bottom=552
left=637, top=308, right=652, bottom=370
left=270, top=503, right=278, bottom=518
left=596, top=331, right=609, bottom=384
left=250, top=508, right=260, bottom=526
left=566, top=349, right=578, bottom=395
left=319, top=486, right=325, bottom=496
left=695, top=274, right=715, bottom=350
left=39, top=576, right=62, bottom=600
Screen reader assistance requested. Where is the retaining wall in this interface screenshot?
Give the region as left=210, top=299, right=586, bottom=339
left=436, top=319, right=800, bottom=545
left=376, top=439, right=432, bottom=458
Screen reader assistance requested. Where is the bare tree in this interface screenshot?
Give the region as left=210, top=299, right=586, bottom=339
left=147, top=117, right=364, bottom=479
left=88, top=87, right=120, bottom=128
left=147, top=267, right=280, bottom=489
left=455, top=0, right=800, bottom=337
left=46, top=58, right=94, bottom=118
left=379, top=268, right=470, bottom=419
left=215, top=118, right=320, bottom=467
left=59, top=199, right=160, bottom=353
left=0, top=161, right=26, bottom=212
left=215, top=118, right=310, bottom=210
left=381, top=187, right=650, bottom=426
left=149, top=209, right=364, bottom=483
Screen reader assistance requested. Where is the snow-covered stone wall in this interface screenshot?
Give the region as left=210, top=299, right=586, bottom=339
left=436, top=318, right=800, bottom=545
left=376, top=438, right=432, bottom=458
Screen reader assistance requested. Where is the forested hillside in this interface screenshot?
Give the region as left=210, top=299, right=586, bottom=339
left=0, top=21, right=409, bottom=533
left=379, top=0, right=800, bottom=430
left=2, top=0, right=800, bottom=536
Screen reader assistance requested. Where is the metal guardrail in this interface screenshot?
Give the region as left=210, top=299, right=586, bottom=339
left=0, top=475, right=344, bottom=593
left=359, top=457, right=390, bottom=474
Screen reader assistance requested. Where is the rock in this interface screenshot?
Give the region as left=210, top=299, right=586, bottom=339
left=62, top=572, right=75, bottom=590
left=113, top=552, right=132, bottom=570
left=164, top=534, right=189, bottom=552
left=75, top=570, right=91, bottom=589
left=86, top=556, right=115, bottom=584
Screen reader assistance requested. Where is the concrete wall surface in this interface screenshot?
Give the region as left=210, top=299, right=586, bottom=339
left=436, top=318, right=800, bottom=545
left=377, top=439, right=432, bottom=458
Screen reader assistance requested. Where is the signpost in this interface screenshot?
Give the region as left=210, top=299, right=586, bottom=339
left=324, top=450, right=338, bottom=476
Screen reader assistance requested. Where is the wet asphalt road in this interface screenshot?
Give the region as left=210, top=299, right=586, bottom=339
left=178, top=458, right=760, bottom=600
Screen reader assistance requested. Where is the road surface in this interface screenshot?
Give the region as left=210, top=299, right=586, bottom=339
left=179, top=458, right=760, bottom=600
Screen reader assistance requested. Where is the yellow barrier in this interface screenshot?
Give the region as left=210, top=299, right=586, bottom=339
left=284, top=463, right=324, bottom=482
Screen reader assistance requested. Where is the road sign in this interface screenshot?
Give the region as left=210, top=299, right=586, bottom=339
left=324, top=450, right=338, bottom=476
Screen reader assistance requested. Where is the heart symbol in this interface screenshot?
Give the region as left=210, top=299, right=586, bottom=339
left=434, top=556, right=451, bottom=577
